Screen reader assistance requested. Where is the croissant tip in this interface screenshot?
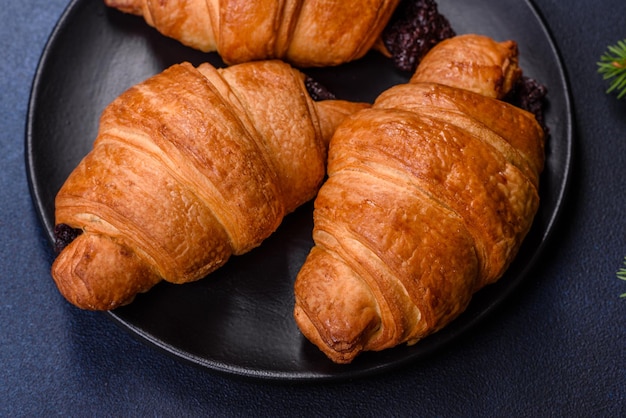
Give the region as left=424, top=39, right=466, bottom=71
left=103, top=0, right=143, bottom=16
left=50, top=232, right=160, bottom=311
left=51, top=252, right=129, bottom=311
left=294, top=301, right=370, bottom=364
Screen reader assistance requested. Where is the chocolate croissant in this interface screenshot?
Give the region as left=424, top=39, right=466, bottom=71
left=52, top=60, right=367, bottom=310
left=103, top=0, right=455, bottom=69
left=293, top=34, right=546, bottom=363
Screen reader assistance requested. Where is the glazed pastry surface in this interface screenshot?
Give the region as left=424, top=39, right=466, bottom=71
left=104, top=0, right=401, bottom=67
left=294, top=34, right=546, bottom=364
left=52, top=60, right=367, bottom=310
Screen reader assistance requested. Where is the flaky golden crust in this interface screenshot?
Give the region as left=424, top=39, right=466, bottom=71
left=294, top=34, right=546, bottom=364
left=52, top=60, right=368, bottom=310
left=103, top=0, right=400, bottom=67
left=411, top=34, right=522, bottom=99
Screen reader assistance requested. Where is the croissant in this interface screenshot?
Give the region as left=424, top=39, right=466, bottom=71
left=293, top=34, right=546, bottom=364
left=51, top=60, right=368, bottom=310
left=103, top=0, right=400, bottom=67
left=103, top=0, right=455, bottom=69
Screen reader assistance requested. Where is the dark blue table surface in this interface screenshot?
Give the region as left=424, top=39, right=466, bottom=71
left=2, top=0, right=624, bottom=416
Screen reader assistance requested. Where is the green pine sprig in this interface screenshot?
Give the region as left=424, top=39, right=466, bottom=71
left=617, top=257, right=626, bottom=298
left=597, top=39, right=626, bottom=99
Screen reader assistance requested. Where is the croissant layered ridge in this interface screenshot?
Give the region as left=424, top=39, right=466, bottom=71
left=52, top=60, right=368, bottom=310
left=293, top=34, right=546, bottom=364
left=104, top=0, right=401, bottom=67
left=411, top=33, right=522, bottom=99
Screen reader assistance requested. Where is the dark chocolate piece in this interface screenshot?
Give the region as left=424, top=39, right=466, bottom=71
left=54, top=223, right=83, bottom=254
left=505, top=75, right=550, bottom=135
left=382, top=0, right=456, bottom=73
left=304, top=76, right=337, bottom=101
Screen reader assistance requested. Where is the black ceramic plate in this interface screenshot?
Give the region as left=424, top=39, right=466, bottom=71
left=26, top=0, right=572, bottom=380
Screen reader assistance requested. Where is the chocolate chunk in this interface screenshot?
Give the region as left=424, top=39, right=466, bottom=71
left=382, top=0, right=456, bottom=73
left=54, top=224, right=83, bottom=254
left=505, top=76, right=550, bottom=135
left=304, top=76, right=337, bottom=101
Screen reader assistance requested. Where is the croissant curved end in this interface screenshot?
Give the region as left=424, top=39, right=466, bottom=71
left=294, top=247, right=381, bottom=364
left=103, top=0, right=143, bottom=16
left=294, top=305, right=362, bottom=364
left=411, top=33, right=522, bottom=99
left=51, top=233, right=160, bottom=310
